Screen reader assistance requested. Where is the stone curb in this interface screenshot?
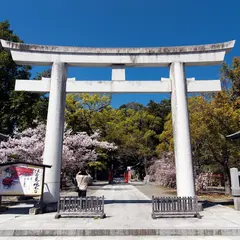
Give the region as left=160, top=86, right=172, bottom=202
left=1, top=228, right=240, bottom=236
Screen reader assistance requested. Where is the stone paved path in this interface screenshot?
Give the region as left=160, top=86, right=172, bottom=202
left=0, top=237, right=240, bottom=240
left=0, top=183, right=240, bottom=237
left=132, top=181, right=175, bottom=198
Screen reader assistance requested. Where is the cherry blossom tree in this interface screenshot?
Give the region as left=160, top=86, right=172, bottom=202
left=148, top=152, right=176, bottom=188
left=0, top=124, right=117, bottom=177
left=0, top=124, right=45, bottom=163
left=62, top=129, right=117, bottom=176
left=148, top=152, right=214, bottom=192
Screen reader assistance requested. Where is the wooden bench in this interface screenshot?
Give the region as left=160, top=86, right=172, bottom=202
left=55, top=196, right=105, bottom=219
left=152, top=196, right=201, bottom=219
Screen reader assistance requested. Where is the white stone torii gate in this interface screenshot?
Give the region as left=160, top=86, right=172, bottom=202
left=0, top=39, right=235, bottom=203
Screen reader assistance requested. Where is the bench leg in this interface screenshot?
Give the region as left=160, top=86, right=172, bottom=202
left=100, top=213, right=106, bottom=219
left=152, top=213, right=157, bottom=219
left=55, top=214, right=61, bottom=219
left=195, top=213, right=202, bottom=219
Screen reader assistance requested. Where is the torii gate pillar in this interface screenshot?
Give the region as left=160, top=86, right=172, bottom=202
left=170, top=62, right=195, bottom=196
left=43, top=62, right=68, bottom=202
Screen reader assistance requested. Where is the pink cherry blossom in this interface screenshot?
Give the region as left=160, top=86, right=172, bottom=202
left=0, top=124, right=117, bottom=176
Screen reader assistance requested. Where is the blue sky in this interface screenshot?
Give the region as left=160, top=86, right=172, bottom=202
left=1, top=0, right=239, bottom=107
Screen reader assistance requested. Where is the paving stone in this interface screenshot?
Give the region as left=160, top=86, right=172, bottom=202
left=0, top=184, right=240, bottom=236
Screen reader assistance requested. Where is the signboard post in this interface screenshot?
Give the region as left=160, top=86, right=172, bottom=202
left=230, top=168, right=240, bottom=210
left=0, top=161, right=51, bottom=214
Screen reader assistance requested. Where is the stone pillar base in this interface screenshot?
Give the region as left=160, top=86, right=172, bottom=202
left=198, top=202, right=203, bottom=212
left=0, top=206, right=8, bottom=212
left=233, top=197, right=240, bottom=210
left=42, top=202, right=58, bottom=213
left=30, top=202, right=58, bottom=214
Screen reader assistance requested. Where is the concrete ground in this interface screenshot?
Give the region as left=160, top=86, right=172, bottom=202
left=0, top=183, right=240, bottom=237
left=60, top=181, right=108, bottom=197
left=0, top=237, right=240, bottom=240
left=132, top=181, right=175, bottom=198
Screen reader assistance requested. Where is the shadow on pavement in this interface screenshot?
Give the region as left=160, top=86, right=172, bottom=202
left=105, top=199, right=152, bottom=204
left=201, top=199, right=234, bottom=209
left=96, top=187, right=131, bottom=191
left=90, top=182, right=109, bottom=187
left=0, top=204, right=33, bottom=215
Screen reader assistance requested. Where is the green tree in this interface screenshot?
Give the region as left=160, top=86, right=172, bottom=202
left=119, top=102, right=145, bottom=111
left=147, top=99, right=171, bottom=134
left=65, top=94, right=164, bottom=177
left=65, top=93, right=111, bottom=134
left=98, top=108, right=162, bottom=176
left=221, top=57, right=240, bottom=99
left=158, top=93, right=240, bottom=194
left=65, top=93, right=114, bottom=178
left=0, top=20, right=48, bottom=134
left=190, top=93, right=240, bottom=194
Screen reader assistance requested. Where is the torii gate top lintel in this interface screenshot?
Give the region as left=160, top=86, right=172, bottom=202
left=0, top=39, right=235, bottom=67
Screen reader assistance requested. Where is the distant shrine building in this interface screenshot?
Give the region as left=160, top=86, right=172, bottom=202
left=0, top=39, right=235, bottom=204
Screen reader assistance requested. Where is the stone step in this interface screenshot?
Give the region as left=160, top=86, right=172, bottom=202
left=0, top=236, right=240, bottom=240
left=1, top=228, right=240, bottom=237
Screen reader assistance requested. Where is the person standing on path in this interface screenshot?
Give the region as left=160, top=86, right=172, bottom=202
left=76, top=170, right=92, bottom=197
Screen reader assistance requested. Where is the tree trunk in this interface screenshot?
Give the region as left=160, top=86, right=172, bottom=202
left=222, top=144, right=231, bottom=195
left=108, top=162, right=114, bottom=184
left=144, top=157, right=147, bottom=176
left=223, top=165, right=231, bottom=195
left=94, top=169, right=97, bottom=181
